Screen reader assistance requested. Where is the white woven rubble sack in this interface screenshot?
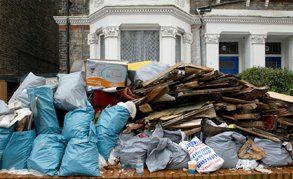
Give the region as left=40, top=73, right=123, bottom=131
left=54, top=71, right=87, bottom=111
left=185, top=137, right=224, bottom=173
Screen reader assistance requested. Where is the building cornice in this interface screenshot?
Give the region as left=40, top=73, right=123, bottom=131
left=54, top=6, right=197, bottom=25
left=54, top=16, right=89, bottom=25
left=53, top=7, right=293, bottom=26
left=203, top=16, right=293, bottom=25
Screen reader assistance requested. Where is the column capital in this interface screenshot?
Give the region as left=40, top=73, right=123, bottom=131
left=103, top=26, right=119, bottom=38
left=250, top=34, right=267, bottom=44
left=204, top=34, right=220, bottom=44
left=161, top=26, right=177, bottom=38
left=183, top=33, right=193, bottom=44
left=87, top=33, right=99, bottom=45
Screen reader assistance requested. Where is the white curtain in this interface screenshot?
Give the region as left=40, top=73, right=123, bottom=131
left=121, top=30, right=159, bottom=62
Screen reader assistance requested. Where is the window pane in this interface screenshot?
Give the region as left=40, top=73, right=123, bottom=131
left=121, top=30, right=159, bottom=62
left=219, top=42, right=239, bottom=54
left=100, top=35, right=105, bottom=59
left=176, top=35, right=181, bottom=63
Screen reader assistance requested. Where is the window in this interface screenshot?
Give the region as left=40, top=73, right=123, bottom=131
left=121, top=30, right=159, bottom=62
left=175, top=35, right=182, bottom=63
left=100, top=35, right=105, bottom=59
left=265, top=43, right=281, bottom=55
left=219, top=42, right=239, bottom=54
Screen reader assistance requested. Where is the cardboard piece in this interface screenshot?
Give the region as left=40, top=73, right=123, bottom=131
left=85, top=59, right=128, bottom=88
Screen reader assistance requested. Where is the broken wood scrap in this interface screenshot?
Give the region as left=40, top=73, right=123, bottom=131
left=162, top=104, right=214, bottom=127
left=143, top=62, right=184, bottom=87
left=267, top=91, right=293, bottom=103
left=220, top=113, right=261, bottom=121
left=238, top=139, right=266, bottom=161
left=184, top=127, right=201, bottom=136
left=222, top=96, right=252, bottom=104
left=237, top=121, right=264, bottom=129
left=234, top=125, right=281, bottom=142
left=167, top=119, right=202, bottom=129
left=139, top=103, right=153, bottom=114
left=17, top=117, right=27, bottom=132
left=278, top=118, right=293, bottom=127
left=143, top=86, right=169, bottom=103
left=237, top=103, right=258, bottom=110
left=230, top=87, right=268, bottom=101
left=177, top=86, right=242, bottom=98
left=182, top=63, right=213, bottom=72
left=252, top=128, right=284, bottom=141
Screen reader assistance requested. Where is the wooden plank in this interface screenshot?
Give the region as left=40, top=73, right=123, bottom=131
left=143, top=62, right=184, bottom=87
left=222, top=96, right=252, bottom=104
left=162, top=104, right=214, bottom=127
left=178, top=86, right=242, bottom=97
left=234, top=125, right=281, bottom=142
left=184, top=127, right=201, bottom=136
left=168, top=119, right=202, bottom=129
left=267, top=91, right=293, bottom=103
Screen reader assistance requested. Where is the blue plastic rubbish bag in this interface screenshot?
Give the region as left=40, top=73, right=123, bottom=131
left=59, top=137, right=100, bottom=176
left=95, top=105, right=130, bottom=160
left=27, top=134, right=66, bottom=176
left=62, top=104, right=94, bottom=140
left=28, top=86, right=60, bottom=134
left=2, top=130, right=36, bottom=169
left=0, top=127, right=14, bottom=168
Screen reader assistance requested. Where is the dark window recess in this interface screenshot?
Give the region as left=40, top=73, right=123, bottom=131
left=176, top=35, right=182, bottom=63
left=265, top=43, right=281, bottom=55
left=219, top=42, right=239, bottom=54
left=100, top=35, right=105, bottom=59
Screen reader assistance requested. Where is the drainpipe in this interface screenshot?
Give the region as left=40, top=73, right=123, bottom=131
left=195, top=9, right=204, bottom=66
left=66, top=0, right=71, bottom=74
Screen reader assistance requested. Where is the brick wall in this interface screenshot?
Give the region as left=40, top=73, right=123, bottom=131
left=190, top=0, right=293, bottom=11
left=0, top=0, right=59, bottom=76
left=58, top=25, right=90, bottom=72
left=57, top=0, right=89, bottom=73
left=57, top=0, right=89, bottom=16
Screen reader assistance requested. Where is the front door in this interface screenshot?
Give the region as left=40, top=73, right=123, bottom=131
left=219, top=56, right=239, bottom=74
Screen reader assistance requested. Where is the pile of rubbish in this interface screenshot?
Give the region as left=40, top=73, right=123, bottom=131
left=0, top=60, right=292, bottom=177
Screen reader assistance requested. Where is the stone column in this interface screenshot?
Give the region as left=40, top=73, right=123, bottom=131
left=288, top=36, right=293, bottom=70
left=160, top=26, right=177, bottom=65
left=183, top=33, right=193, bottom=63
left=204, top=34, right=220, bottom=70
left=88, top=32, right=99, bottom=59
left=250, top=34, right=267, bottom=67
left=103, top=26, right=119, bottom=60
left=191, top=25, right=201, bottom=65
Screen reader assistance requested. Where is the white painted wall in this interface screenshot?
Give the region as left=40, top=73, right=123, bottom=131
left=90, top=12, right=192, bottom=64
left=89, top=0, right=190, bottom=14
left=288, top=37, right=293, bottom=70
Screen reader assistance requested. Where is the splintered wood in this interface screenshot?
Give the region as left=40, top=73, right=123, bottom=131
left=130, top=63, right=293, bottom=139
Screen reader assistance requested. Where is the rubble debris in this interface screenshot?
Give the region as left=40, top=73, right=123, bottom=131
left=238, top=139, right=266, bottom=161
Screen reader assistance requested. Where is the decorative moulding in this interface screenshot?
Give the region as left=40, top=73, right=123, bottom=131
left=183, top=33, right=193, bottom=44
left=161, top=26, right=177, bottom=38
left=87, top=33, right=99, bottom=45
left=94, top=0, right=104, bottom=8
left=103, top=26, right=119, bottom=38
left=250, top=34, right=267, bottom=44
left=204, top=34, right=220, bottom=44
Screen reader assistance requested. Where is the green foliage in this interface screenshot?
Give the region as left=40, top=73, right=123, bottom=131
left=240, top=67, right=293, bottom=96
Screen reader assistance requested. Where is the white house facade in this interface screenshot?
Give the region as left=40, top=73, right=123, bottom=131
left=54, top=0, right=293, bottom=74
